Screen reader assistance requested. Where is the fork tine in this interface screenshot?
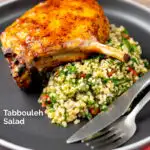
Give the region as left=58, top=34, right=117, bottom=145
left=102, top=136, right=127, bottom=150
left=88, top=129, right=120, bottom=145
left=83, top=126, right=115, bottom=142
left=88, top=133, right=123, bottom=149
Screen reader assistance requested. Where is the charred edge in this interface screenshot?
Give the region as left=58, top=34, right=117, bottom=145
left=4, top=53, right=12, bottom=57
left=4, top=52, right=17, bottom=60
left=28, top=67, right=43, bottom=92
left=14, top=65, right=50, bottom=92
left=18, top=64, right=26, bottom=77
left=14, top=59, right=19, bottom=65
left=33, top=56, right=41, bottom=62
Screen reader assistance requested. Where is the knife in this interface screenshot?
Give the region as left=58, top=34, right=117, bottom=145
left=66, top=71, right=150, bottom=144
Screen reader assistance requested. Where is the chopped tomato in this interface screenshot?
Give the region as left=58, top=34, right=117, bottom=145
left=107, top=69, right=116, bottom=77
left=42, top=102, right=46, bottom=108
left=41, top=94, right=49, bottom=102
left=46, top=100, right=51, bottom=104
left=40, top=94, right=51, bottom=108
left=128, top=67, right=138, bottom=76
left=80, top=73, right=86, bottom=78
left=122, top=33, right=130, bottom=39
left=89, top=107, right=100, bottom=116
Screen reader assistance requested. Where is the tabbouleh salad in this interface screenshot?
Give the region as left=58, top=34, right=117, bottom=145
left=38, top=24, right=150, bottom=127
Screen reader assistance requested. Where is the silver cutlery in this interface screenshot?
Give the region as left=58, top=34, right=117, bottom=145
left=67, top=71, right=150, bottom=144
left=82, top=91, right=150, bottom=150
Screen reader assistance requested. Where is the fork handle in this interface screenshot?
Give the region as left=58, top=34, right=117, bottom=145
left=128, top=91, right=150, bottom=120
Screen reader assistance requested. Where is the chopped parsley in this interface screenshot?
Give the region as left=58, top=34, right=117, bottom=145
left=101, top=105, right=108, bottom=111
left=101, top=78, right=110, bottom=84
left=130, top=44, right=137, bottom=52
left=123, top=28, right=129, bottom=34
left=87, top=100, right=95, bottom=107
left=122, top=38, right=136, bottom=53
left=123, top=38, right=131, bottom=50
left=66, top=64, right=77, bottom=74
left=85, top=112, right=92, bottom=120
left=106, top=38, right=112, bottom=44
left=50, top=95, right=57, bottom=104
left=111, top=78, right=131, bottom=86
left=59, top=70, right=68, bottom=76
left=86, top=73, right=92, bottom=79
left=131, top=57, right=138, bottom=64
left=144, top=61, right=150, bottom=69
left=98, top=54, right=106, bottom=59
left=59, top=64, right=77, bottom=75
left=102, top=78, right=131, bottom=86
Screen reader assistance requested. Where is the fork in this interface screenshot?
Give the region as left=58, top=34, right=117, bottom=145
left=83, top=91, right=150, bottom=150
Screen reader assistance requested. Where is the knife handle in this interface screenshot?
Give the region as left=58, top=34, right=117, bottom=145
left=128, top=91, right=150, bottom=121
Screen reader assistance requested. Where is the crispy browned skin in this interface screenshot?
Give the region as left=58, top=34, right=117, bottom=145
left=1, top=0, right=110, bottom=88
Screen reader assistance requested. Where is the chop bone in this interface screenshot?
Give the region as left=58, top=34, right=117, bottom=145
left=63, top=39, right=130, bottom=62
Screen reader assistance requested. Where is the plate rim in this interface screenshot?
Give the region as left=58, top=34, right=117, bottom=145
left=0, top=0, right=150, bottom=150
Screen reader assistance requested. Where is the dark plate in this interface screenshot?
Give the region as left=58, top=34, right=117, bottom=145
left=0, top=0, right=150, bottom=150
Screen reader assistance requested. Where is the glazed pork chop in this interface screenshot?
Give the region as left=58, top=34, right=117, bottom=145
left=0, top=0, right=129, bottom=89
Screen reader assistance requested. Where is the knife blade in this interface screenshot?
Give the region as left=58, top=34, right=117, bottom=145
left=66, top=71, right=150, bottom=144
